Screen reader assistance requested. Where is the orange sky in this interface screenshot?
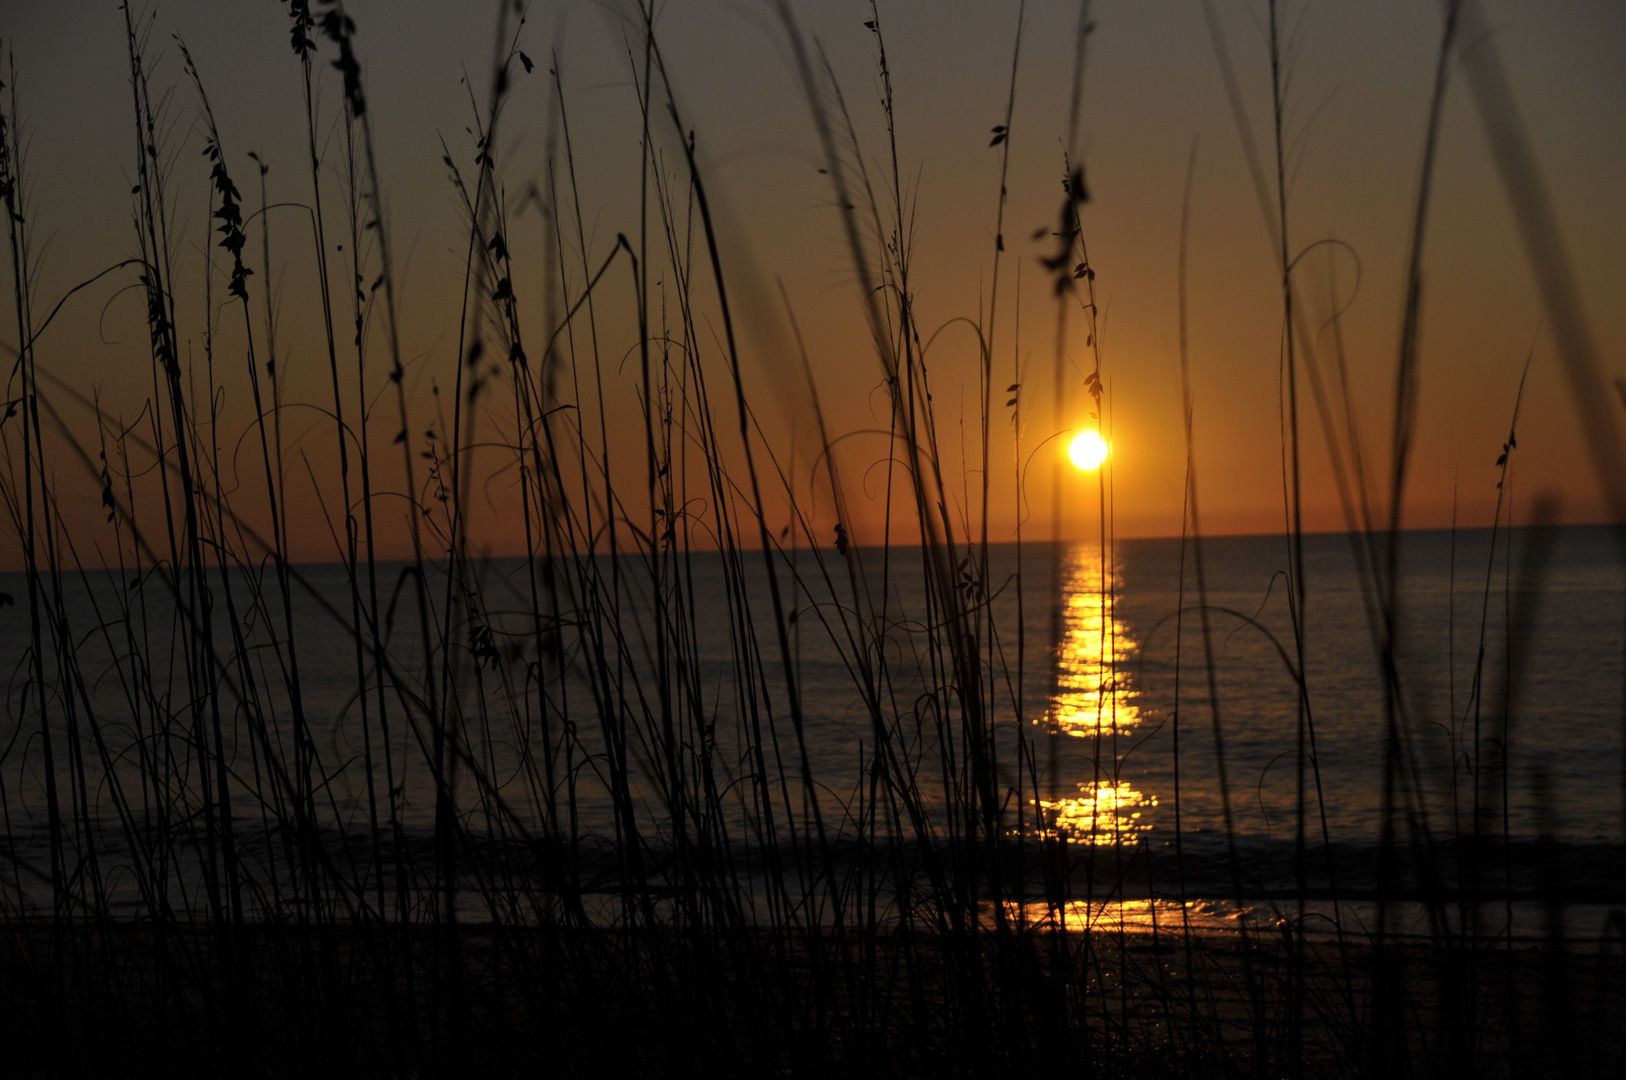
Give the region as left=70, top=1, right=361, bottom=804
left=0, top=0, right=1622, bottom=568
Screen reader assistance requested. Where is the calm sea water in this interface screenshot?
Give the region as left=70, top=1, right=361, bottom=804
left=1, top=524, right=1620, bottom=932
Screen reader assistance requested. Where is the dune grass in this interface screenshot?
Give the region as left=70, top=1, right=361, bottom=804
left=0, top=0, right=1621, bottom=1076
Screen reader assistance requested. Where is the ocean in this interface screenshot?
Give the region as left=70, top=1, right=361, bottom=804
left=1, top=524, right=1620, bottom=936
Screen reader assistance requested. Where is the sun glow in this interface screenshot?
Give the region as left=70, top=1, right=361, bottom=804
left=1068, top=429, right=1109, bottom=470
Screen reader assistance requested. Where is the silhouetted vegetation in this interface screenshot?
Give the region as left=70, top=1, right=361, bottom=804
left=0, top=1, right=1620, bottom=1076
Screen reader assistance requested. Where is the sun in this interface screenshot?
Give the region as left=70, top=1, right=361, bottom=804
left=1068, top=429, right=1109, bottom=470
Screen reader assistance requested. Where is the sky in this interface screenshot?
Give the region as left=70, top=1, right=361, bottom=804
left=0, top=0, right=1622, bottom=566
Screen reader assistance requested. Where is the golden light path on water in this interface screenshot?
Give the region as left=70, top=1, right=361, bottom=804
left=1034, top=544, right=1157, bottom=848
left=1047, top=545, right=1139, bottom=736
left=995, top=899, right=1252, bottom=936
left=1037, top=781, right=1157, bottom=846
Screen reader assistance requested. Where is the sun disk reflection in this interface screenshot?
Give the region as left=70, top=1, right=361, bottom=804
left=1047, top=545, right=1139, bottom=735
left=1036, top=781, right=1157, bottom=845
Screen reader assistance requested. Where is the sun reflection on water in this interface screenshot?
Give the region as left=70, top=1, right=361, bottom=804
left=1047, top=545, right=1140, bottom=735
left=1033, top=544, right=1156, bottom=846
left=996, top=898, right=1251, bottom=935
left=1038, top=781, right=1157, bottom=845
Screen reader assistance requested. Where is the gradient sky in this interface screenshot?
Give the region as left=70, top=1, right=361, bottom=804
left=0, top=0, right=1622, bottom=566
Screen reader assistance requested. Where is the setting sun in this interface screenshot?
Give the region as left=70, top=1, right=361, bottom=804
left=1068, top=429, right=1109, bottom=470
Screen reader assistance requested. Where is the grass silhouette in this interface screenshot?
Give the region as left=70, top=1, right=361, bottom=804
left=0, top=1, right=1621, bottom=1076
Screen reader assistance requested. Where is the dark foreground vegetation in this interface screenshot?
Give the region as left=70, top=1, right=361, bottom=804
left=6, top=917, right=1626, bottom=1077
left=1, top=0, right=1623, bottom=1076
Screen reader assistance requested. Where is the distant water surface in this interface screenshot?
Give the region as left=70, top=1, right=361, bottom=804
left=0, top=524, right=1619, bottom=933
